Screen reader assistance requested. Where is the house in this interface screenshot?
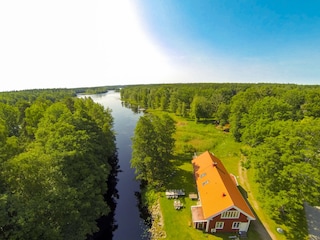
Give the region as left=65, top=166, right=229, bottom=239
left=191, top=151, right=255, bottom=234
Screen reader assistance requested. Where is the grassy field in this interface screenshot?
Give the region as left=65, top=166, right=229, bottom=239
left=145, top=111, right=296, bottom=239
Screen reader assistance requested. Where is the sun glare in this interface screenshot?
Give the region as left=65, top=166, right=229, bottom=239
left=96, top=1, right=174, bottom=83
left=0, top=0, right=175, bottom=91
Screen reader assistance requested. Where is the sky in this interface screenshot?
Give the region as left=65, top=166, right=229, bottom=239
left=1, top=0, right=320, bottom=92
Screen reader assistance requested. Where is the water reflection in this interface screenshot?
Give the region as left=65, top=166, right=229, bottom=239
left=121, top=101, right=146, bottom=114
left=134, top=190, right=152, bottom=239
left=83, top=91, right=149, bottom=240
left=87, top=154, right=119, bottom=240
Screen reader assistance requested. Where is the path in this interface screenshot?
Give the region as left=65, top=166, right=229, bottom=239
left=304, top=203, right=320, bottom=240
left=237, top=160, right=276, bottom=240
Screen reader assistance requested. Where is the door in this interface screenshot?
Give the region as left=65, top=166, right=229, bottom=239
left=239, top=222, right=248, bottom=232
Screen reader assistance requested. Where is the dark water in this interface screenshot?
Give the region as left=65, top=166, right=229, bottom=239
left=82, top=91, right=149, bottom=240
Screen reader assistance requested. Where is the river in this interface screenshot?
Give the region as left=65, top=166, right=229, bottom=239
left=81, top=91, right=149, bottom=240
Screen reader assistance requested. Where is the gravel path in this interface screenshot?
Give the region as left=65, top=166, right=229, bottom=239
left=304, top=203, right=320, bottom=240
left=237, top=161, right=276, bottom=240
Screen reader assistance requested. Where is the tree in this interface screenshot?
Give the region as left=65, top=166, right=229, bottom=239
left=302, top=89, right=320, bottom=117
left=0, top=103, right=19, bottom=137
left=0, top=97, right=116, bottom=240
left=281, top=88, right=305, bottom=120
left=190, top=96, right=213, bottom=122
left=131, top=114, right=175, bottom=188
left=169, top=91, right=178, bottom=113
left=229, top=89, right=261, bottom=141
left=250, top=118, right=320, bottom=234
left=215, top=103, right=230, bottom=126
left=240, top=97, right=293, bottom=146
left=176, top=100, right=187, bottom=117
left=24, top=99, right=52, bottom=138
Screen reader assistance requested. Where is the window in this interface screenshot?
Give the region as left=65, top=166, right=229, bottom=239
left=200, top=172, right=207, bottom=178
left=215, top=222, right=224, bottom=229
left=232, top=222, right=240, bottom=229
left=198, top=222, right=205, bottom=229
left=202, top=180, right=209, bottom=186
left=221, top=210, right=240, bottom=219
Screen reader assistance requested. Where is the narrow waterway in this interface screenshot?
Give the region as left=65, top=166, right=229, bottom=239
left=84, top=91, right=149, bottom=240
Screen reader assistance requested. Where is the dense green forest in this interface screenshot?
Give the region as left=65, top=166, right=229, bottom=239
left=121, top=83, right=320, bottom=235
left=0, top=89, right=116, bottom=239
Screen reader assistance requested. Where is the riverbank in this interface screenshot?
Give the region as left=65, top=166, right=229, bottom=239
left=149, top=200, right=166, bottom=239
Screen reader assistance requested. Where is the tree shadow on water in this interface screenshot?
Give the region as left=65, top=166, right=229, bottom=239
left=87, top=154, right=119, bottom=240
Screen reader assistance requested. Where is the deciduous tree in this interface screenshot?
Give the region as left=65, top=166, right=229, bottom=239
left=131, top=114, right=175, bottom=188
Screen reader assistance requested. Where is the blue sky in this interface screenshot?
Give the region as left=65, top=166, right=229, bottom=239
left=135, top=0, right=320, bottom=83
left=0, top=0, right=319, bottom=91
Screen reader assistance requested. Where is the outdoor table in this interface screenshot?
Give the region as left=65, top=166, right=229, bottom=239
left=174, top=200, right=183, bottom=210
left=189, top=193, right=198, bottom=200
left=165, top=189, right=185, bottom=198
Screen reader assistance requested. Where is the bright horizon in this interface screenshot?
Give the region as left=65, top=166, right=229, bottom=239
left=1, top=0, right=320, bottom=92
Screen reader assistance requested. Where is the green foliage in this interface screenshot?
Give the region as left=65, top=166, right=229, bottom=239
left=241, top=97, right=293, bottom=146
left=24, top=98, right=52, bottom=138
left=120, top=83, right=248, bottom=118
left=215, top=102, right=230, bottom=125
left=169, top=91, right=178, bottom=113
left=0, top=103, right=19, bottom=137
left=250, top=118, right=320, bottom=236
left=122, top=83, right=320, bottom=239
left=131, top=114, right=176, bottom=188
left=190, top=95, right=214, bottom=122
left=302, top=89, right=320, bottom=117
left=229, top=88, right=262, bottom=141
left=0, top=91, right=116, bottom=239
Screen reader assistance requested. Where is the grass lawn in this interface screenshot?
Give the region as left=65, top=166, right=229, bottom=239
left=160, top=194, right=262, bottom=240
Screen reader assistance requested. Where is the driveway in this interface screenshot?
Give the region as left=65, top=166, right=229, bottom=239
left=304, top=203, right=320, bottom=240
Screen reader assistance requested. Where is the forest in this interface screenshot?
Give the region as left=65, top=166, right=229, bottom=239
left=0, top=89, right=116, bottom=239
left=121, top=83, right=320, bottom=236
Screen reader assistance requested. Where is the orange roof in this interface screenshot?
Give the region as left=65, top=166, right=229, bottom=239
left=192, top=151, right=255, bottom=220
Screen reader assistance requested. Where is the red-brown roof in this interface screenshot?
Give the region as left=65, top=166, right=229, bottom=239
left=192, top=151, right=255, bottom=220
